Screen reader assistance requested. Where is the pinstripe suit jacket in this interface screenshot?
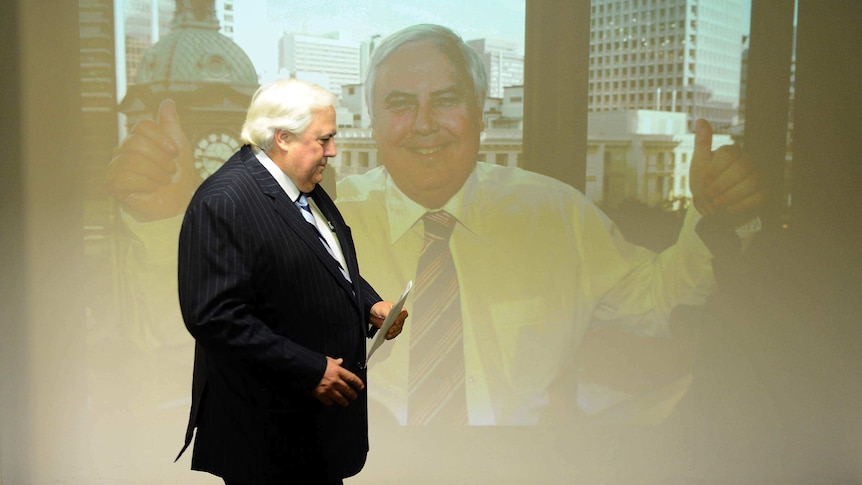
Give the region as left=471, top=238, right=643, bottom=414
left=176, top=145, right=382, bottom=483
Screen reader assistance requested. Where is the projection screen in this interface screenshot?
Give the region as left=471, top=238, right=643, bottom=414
left=3, top=0, right=862, bottom=484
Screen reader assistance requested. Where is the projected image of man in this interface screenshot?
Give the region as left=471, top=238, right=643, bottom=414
left=335, top=24, right=766, bottom=426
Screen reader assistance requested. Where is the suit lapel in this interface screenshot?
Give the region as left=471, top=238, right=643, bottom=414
left=310, top=185, right=360, bottom=295
left=241, top=148, right=359, bottom=305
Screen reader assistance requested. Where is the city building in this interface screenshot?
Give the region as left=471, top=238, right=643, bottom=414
left=80, top=0, right=119, bottom=230
left=588, top=0, right=745, bottom=132
left=214, top=0, right=235, bottom=37
left=467, top=38, right=525, bottom=100
left=738, top=35, right=749, bottom=128
left=340, top=82, right=370, bottom=128
left=119, top=0, right=174, bottom=86
left=485, top=85, right=524, bottom=130
left=585, top=109, right=730, bottom=208
left=279, top=32, right=362, bottom=97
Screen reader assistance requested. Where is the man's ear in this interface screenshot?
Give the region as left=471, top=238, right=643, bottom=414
left=477, top=117, right=486, bottom=132
left=273, top=129, right=291, bottom=150
left=370, top=121, right=378, bottom=143
left=471, top=104, right=486, bottom=132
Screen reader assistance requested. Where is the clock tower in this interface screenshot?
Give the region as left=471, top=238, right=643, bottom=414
left=119, top=0, right=258, bottom=180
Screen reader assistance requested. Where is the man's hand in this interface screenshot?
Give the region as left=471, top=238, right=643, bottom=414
left=312, top=357, right=365, bottom=407
left=105, top=98, right=199, bottom=222
left=369, top=301, right=408, bottom=340
left=690, top=119, right=766, bottom=222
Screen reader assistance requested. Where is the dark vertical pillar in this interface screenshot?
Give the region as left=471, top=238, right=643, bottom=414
left=792, top=0, right=862, bottom=322
left=680, top=3, right=862, bottom=480
left=523, top=0, right=590, bottom=191
left=744, top=1, right=862, bottom=477
left=744, top=0, right=795, bottom=234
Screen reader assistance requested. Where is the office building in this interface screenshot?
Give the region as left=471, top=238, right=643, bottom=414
left=467, top=38, right=525, bottom=100
left=589, top=0, right=745, bottom=131
left=279, top=32, right=361, bottom=97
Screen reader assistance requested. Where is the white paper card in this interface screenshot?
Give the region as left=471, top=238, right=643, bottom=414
left=366, top=280, right=412, bottom=362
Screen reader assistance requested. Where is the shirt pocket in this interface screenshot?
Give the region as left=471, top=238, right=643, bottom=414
left=489, top=297, right=573, bottom=393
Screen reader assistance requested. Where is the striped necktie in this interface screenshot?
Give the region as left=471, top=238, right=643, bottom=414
left=408, top=211, right=467, bottom=425
left=295, top=193, right=352, bottom=284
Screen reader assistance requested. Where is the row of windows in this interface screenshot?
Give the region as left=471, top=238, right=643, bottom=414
left=340, top=151, right=372, bottom=168
left=590, top=64, right=689, bottom=78
left=594, top=17, right=688, bottom=30
left=589, top=90, right=700, bottom=103
left=592, top=3, right=688, bottom=16
left=290, top=53, right=361, bottom=64
left=589, top=72, right=740, bottom=91
left=475, top=152, right=519, bottom=166
left=590, top=78, right=687, bottom=90
left=340, top=150, right=520, bottom=169
left=589, top=102, right=735, bottom=124
left=591, top=101, right=678, bottom=111
left=591, top=41, right=690, bottom=54
left=591, top=31, right=687, bottom=45
left=591, top=51, right=691, bottom=65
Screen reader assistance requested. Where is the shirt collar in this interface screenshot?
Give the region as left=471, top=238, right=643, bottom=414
left=384, top=165, right=479, bottom=244
left=253, top=146, right=302, bottom=201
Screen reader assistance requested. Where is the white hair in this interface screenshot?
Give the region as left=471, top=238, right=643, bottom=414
left=240, top=78, right=336, bottom=150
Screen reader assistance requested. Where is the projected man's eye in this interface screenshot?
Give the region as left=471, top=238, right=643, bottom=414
left=384, top=96, right=418, bottom=113
left=432, top=94, right=463, bottom=108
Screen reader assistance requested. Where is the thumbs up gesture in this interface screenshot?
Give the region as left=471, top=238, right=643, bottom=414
left=689, top=119, right=766, bottom=221
left=106, top=99, right=198, bottom=222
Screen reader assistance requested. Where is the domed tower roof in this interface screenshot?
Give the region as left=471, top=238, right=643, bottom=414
left=119, top=0, right=259, bottom=121
left=134, top=0, right=257, bottom=92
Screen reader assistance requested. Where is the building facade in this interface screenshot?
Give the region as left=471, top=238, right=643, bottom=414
left=467, top=38, right=525, bottom=100
left=279, top=32, right=361, bottom=97
left=585, top=110, right=730, bottom=208
left=588, top=0, right=744, bottom=132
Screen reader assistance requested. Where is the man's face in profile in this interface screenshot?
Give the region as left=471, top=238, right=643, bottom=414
left=371, top=40, right=485, bottom=209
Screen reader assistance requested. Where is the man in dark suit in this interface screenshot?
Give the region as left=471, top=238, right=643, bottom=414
left=176, top=78, right=407, bottom=485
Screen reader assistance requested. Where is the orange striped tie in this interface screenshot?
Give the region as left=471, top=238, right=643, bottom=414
left=407, top=211, right=467, bottom=425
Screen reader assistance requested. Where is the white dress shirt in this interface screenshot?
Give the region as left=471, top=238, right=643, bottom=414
left=337, top=162, right=717, bottom=425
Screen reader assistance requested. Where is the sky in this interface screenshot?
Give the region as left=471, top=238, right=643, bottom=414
left=232, top=0, right=527, bottom=81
